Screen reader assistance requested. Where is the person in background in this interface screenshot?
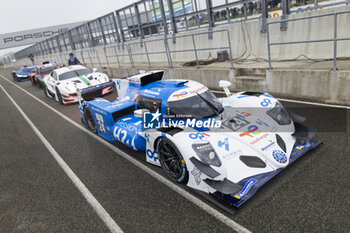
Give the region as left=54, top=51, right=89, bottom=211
left=28, top=54, right=34, bottom=65
left=68, top=53, right=82, bottom=65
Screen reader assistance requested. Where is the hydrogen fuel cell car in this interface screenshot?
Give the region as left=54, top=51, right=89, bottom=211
left=79, top=70, right=321, bottom=207
left=41, top=65, right=114, bottom=104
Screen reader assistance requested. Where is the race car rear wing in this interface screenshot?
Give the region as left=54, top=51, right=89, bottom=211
left=77, top=81, right=114, bottom=103
left=113, top=70, right=164, bottom=99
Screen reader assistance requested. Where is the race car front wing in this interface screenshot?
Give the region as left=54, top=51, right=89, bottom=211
left=211, top=139, right=322, bottom=208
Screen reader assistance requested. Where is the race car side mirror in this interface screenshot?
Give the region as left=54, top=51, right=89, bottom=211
left=134, top=109, right=150, bottom=118
left=92, top=68, right=98, bottom=72
left=219, top=80, right=232, bottom=97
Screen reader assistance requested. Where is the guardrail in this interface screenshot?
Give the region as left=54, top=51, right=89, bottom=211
left=266, top=9, right=350, bottom=70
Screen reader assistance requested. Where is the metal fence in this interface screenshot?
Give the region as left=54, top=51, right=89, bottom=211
left=31, top=29, right=233, bottom=70
left=267, top=9, right=350, bottom=70
left=10, top=0, right=350, bottom=65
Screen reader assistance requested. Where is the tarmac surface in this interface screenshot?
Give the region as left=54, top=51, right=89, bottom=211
left=0, top=67, right=349, bottom=233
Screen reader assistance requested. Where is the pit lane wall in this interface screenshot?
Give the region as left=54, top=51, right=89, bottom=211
left=105, top=66, right=350, bottom=105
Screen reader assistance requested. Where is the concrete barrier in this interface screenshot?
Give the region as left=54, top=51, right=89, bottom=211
left=107, top=66, right=350, bottom=105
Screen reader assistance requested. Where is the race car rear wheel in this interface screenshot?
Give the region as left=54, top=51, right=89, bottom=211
left=56, top=87, right=64, bottom=105
left=84, top=107, right=98, bottom=134
left=158, top=137, right=188, bottom=184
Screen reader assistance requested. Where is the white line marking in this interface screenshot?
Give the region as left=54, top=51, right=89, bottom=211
left=211, top=90, right=350, bottom=109
left=0, top=84, right=123, bottom=233
left=0, top=76, right=251, bottom=233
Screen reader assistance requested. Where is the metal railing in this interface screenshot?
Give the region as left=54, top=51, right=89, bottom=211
left=77, top=29, right=233, bottom=70
left=266, top=9, right=350, bottom=70
left=12, top=0, right=350, bottom=62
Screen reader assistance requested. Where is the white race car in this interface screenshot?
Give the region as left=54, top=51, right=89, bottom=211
left=79, top=71, right=321, bottom=208
left=41, top=65, right=114, bottom=104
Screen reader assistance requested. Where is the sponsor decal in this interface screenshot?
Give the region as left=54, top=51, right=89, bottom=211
left=272, top=150, right=288, bottom=164
left=146, top=149, right=159, bottom=163
left=222, top=149, right=242, bottom=160
left=3, top=29, right=68, bottom=44
left=218, top=138, right=229, bottom=151
left=235, top=111, right=251, bottom=119
left=172, top=91, right=188, bottom=99
left=188, top=85, right=207, bottom=94
left=189, top=132, right=210, bottom=140
left=239, top=125, right=262, bottom=138
left=234, top=178, right=257, bottom=199
left=261, top=140, right=275, bottom=152
left=144, top=133, right=150, bottom=142
left=256, top=118, right=269, bottom=127
left=223, top=116, right=250, bottom=131
left=250, top=133, right=268, bottom=145
left=144, top=89, right=160, bottom=96
left=191, top=166, right=202, bottom=185
left=113, top=126, right=136, bottom=149
left=296, top=142, right=313, bottom=150
left=170, top=86, right=207, bottom=100
left=260, top=98, right=272, bottom=107
left=115, top=80, right=121, bottom=89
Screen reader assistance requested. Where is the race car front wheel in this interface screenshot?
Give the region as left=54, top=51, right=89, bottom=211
left=12, top=74, right=18, bottom=82
left=43, top=86, right=48, bottom=97
left=84, top=107, right=98, bottom=134
left=56, top=87, right=64, bottom=105
left=158, top=137, right=188, bottom=184
left=30, top=77, right=36, bottom=86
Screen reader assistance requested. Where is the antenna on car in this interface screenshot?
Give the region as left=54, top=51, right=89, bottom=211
left=176, top=80, right=189, bottom=86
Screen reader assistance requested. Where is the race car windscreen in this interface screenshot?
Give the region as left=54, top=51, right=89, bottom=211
left=40, top=66, right=59, bottom=75
left=21, top=67, right=35, bottom=73
left=137, top=95, right=162, bottom=112
left=75, top=68, right=92, bottom=76
left=58, top=69, right=92, bottom=80
left=167, top=90, right=223, bottom=119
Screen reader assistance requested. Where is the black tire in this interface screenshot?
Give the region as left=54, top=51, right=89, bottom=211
left=84, top=107, right=98, bottom=134
left=30, top=76, right=36, bottom=86
left=56, top=87, right=63, bottom=105
left=12, top=73, right=18, bottom=82
left=158, top=137, right=188, bottom=183
left=81, top=117, right=87, bottom=127
left=43, top=86, right=48, bottom=97
left=37, top=80, right=42, bottom=89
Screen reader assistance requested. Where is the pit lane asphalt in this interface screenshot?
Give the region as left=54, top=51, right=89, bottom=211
left=0, top=68, right=349, bottom=233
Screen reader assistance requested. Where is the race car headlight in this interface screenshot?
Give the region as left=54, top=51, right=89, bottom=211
left=192, top=142, right=221, bottom=167
left=16, top=74, right=26, bottom=77
left=266, top=102, right=291, bottom=125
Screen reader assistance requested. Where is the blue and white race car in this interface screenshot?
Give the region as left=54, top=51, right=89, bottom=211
left=79, top=70, right=321, bottom=208
left=12, top=65, right=37, bottom=82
